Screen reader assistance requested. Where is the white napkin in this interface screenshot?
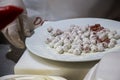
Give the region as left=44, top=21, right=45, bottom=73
left=84, top=51, right=120, bottom=80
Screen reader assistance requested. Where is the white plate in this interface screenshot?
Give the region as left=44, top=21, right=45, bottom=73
left=25, top=18, right=120, bottom=62
left=0, top=75, right=67, bottom=80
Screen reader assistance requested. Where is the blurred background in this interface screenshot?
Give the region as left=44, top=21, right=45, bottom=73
left=0, top=0, right=120, bottom=77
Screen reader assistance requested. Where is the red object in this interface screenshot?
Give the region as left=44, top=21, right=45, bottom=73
left=33, top=17, right=47, bottom=26
left=0, top=5, right=23, bottom=30
left=90, top=24, right=104, bottom=32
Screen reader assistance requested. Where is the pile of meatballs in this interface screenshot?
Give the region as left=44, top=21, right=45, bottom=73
left=45, top=24, right=120, bottom=55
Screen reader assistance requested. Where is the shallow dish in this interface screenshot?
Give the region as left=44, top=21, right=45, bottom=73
left=25, top=18, right=120, bottom=62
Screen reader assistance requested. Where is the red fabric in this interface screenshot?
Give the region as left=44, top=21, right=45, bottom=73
left=0, top=5, right=23, bottom=30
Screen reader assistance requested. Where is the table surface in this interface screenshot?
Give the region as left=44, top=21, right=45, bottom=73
left=14, top=50, right=99, bottom=80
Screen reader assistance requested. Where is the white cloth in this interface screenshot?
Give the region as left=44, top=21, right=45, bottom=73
left=84, top=50, right=120, bottom=80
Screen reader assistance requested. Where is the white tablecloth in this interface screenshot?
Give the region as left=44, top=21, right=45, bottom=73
left=14, top=50, right=98, bottom=80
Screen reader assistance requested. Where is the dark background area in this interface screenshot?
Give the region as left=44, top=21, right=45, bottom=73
left=0, top=32, right=25, bottom=77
